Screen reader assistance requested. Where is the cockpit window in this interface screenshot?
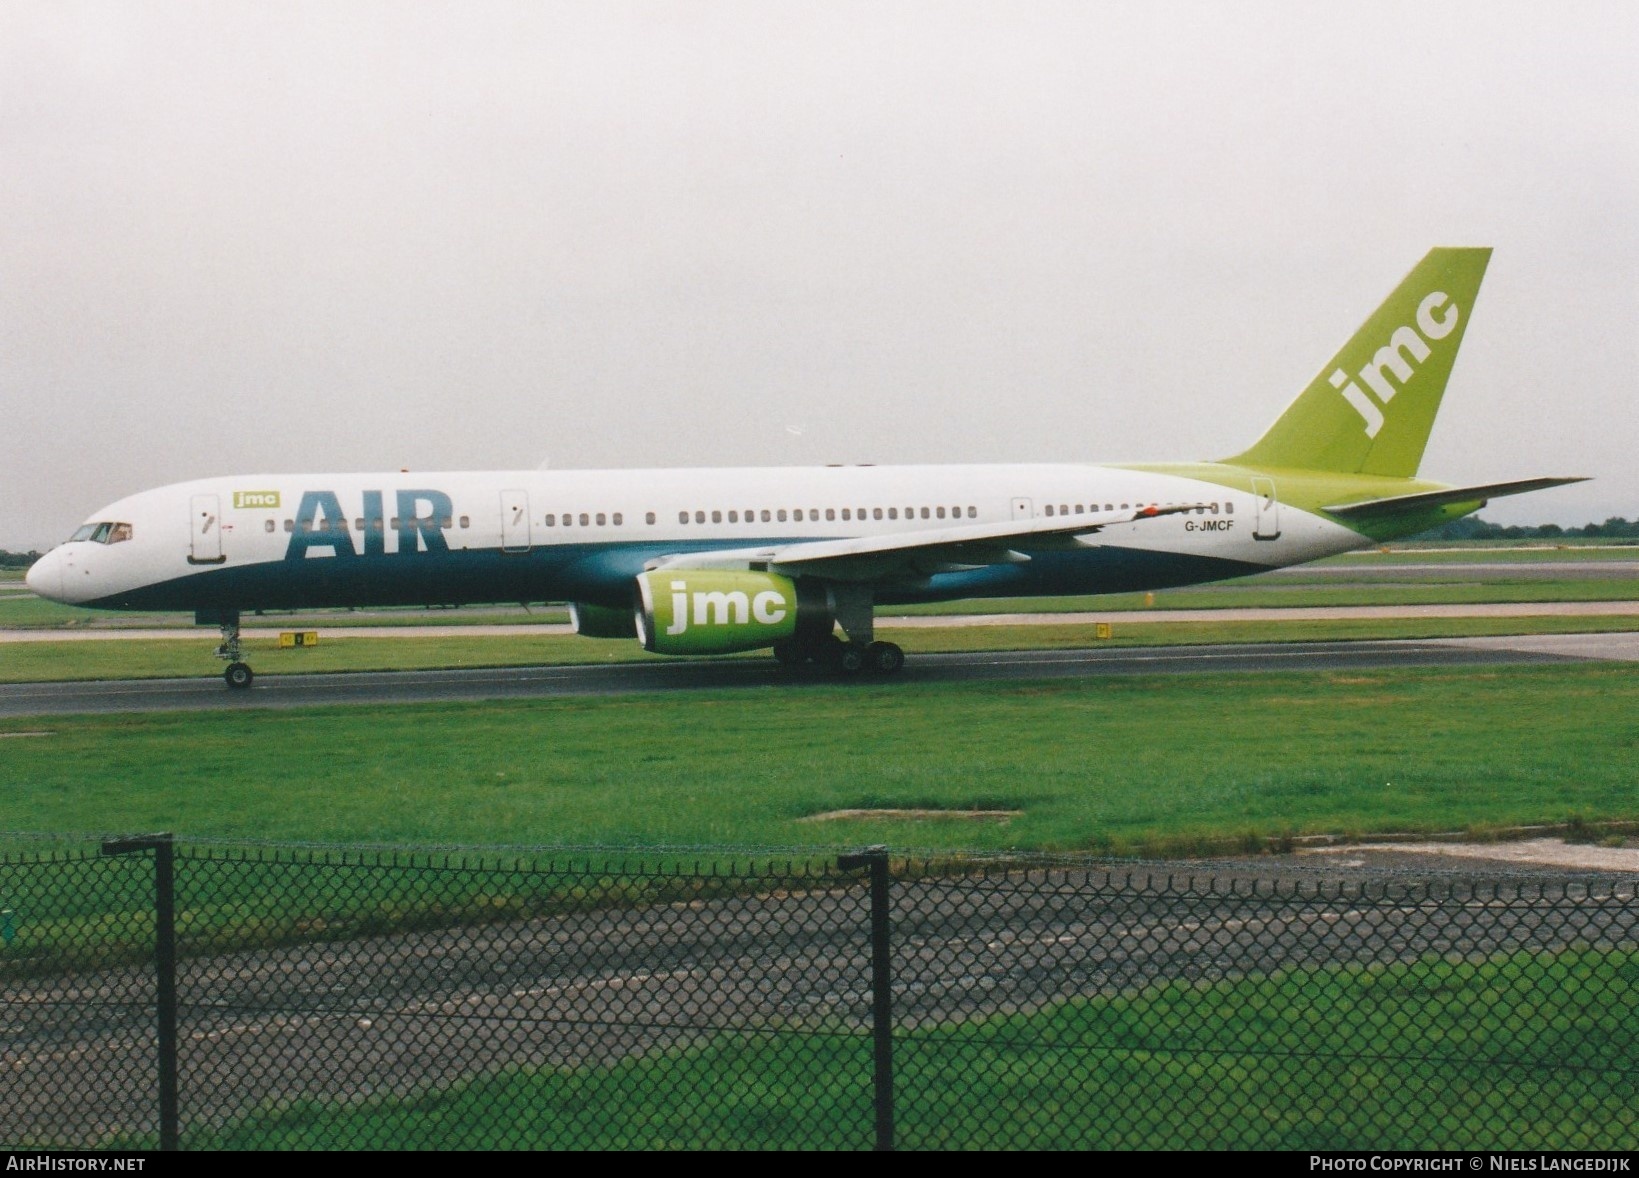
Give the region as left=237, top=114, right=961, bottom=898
left=68, top=521, right=132, bottom=544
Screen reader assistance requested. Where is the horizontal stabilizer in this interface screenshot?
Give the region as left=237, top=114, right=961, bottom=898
left=1324, top=477, right=1588, bottom=519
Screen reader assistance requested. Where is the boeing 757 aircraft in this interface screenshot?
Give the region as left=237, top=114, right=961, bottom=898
left=27, top=248, right=1583, bottom=688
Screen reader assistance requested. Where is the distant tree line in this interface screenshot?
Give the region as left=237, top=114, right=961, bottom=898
left=0, top=550, right=42, bottom=569
left=1415, top=516, right=1639, bottom=541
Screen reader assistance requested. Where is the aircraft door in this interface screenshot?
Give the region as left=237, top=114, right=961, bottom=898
left=501, top=490, right=531, bottom=553
left=1011, top=497, right=1034, bottom=520
left=1252, top=477, right=1281, bottom=541
left=189, top=494, right=225, bottom=564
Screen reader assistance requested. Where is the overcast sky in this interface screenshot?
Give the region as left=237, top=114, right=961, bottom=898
left=3, top=1, right=1635, bottom=549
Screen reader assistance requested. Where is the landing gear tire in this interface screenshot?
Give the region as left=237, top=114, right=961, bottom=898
left=830, top=642, right=867, bottom=675
left=864, top=641, right=904, bottom=675
left=224, top=662, right=254, bottom=690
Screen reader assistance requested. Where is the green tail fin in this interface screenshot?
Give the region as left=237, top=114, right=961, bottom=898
left=1226, top=247, right=1491, bottom=478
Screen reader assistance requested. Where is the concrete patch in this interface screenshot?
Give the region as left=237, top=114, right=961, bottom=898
left=800, top=808, right=1022, bottom=823
left=1306, top=837, right=1639, bottom=872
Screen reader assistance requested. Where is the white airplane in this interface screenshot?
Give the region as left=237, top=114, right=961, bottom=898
left=27, top=248, right=1582, bottom=688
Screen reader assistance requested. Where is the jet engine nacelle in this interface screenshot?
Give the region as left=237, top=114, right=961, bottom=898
left=569, top=601, right=638, bottom=639
left=634, top=570, right=831, bottom=655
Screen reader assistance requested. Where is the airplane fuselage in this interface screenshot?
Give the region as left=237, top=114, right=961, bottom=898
left=28, top=463, right=1365, bottom=616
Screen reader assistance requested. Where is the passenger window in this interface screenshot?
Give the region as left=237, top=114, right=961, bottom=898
left=826, top=508, right=835, bottom=521
left=711, top=510, right=721, bottom=524
left=460, top=515, right=470, bottom=528
left=761, top=509, right=771, bottom=522
left=679, top=511, right=689, bottom=524
left=545, top=514, right=556, bottom=527
left=264, top=520, right=275, bottom=534
left=728, top=510, right=739, bottom=523
left=354, top=518, right=365, bottom=531
left=1226, top=502, right=1235, bottom=514
left=284, top=519, right=294, bottom=533
left=777, top=509, right=787, bottom=522
left=646, top=512, right=656, bottom=525
left=1045, top=505, right=1055, bottom=517
left=873, top=508, right=883, bottom=520
left=841, top=508, right=851, bottom=521
left=967, top=506, right=976, bottom=518
left=935, top=507, right=945, bottom=519
left=580, top=513, right=590, bottom=526
left=888, top=508, right=898, bottom=520
left=596, top=513, right=607, bottom=526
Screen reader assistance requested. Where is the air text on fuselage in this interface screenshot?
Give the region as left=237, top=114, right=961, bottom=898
left=283, top=489, right=454, bottom=560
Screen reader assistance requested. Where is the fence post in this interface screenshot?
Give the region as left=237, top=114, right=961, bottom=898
left=102, top=834, right=178, bottom=1152
left=839, top=845, right=893, bottom=1151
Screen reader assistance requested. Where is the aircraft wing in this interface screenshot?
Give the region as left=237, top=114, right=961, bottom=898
left=1323, top=477, right=1589, bottom=520
left=650, top=503, right=1205, bottom=583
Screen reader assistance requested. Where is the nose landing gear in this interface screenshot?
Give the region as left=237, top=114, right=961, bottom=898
left=212, top=611, right=254, bottom=690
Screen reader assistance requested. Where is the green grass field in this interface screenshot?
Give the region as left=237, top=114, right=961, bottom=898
left=5, top=664, right=1635, bottom=854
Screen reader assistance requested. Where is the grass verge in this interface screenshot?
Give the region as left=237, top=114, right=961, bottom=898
left=4, top=664, right=1635, bottom=852
left=185, top=948, right=1639, bottom=1150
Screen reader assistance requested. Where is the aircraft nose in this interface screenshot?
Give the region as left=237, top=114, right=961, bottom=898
left=24, top=550, right=64, bottom=602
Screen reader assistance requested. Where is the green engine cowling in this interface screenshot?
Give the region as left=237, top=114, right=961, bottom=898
left=634, top=570, right=831, bottom=655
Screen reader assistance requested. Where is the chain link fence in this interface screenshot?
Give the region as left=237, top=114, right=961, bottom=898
left=3, top=836, right=1637, bottom=1150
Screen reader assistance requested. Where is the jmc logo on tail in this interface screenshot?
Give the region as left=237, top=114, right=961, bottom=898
left=1332, top=291, right=1459, bottom=437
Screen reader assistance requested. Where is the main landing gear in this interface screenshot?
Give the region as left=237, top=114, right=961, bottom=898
left=772, top=584, right=904, bottom=677
left=213, top=611, right=254, bottom=690
left=772, top=635, right=906, bottom=676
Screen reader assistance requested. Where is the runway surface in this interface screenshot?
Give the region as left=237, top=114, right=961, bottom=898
left=2, top=633, right=1634, bottom=717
